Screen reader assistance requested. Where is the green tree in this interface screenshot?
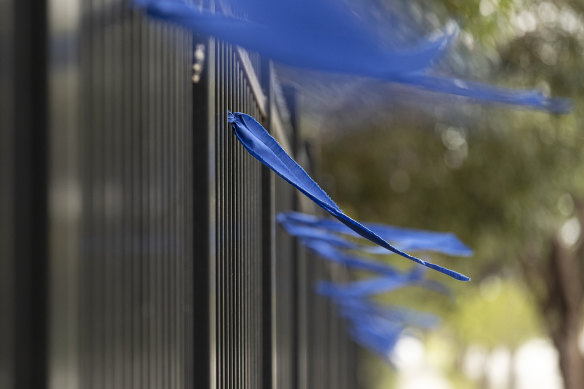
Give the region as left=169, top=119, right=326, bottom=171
left=314, top=1, right=584, bottom=387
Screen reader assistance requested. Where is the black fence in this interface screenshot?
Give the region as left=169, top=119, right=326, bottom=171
left=1, top=1, right=357, bottom=388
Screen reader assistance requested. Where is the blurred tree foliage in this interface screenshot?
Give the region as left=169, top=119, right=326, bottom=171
left=316, top=0, right=584, bottom=387
left=451, top=278, right=541, bottom=350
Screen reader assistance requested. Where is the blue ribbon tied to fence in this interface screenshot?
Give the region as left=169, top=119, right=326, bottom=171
left=276, top=214, right=459, bottom=294
left=136, top=0, right=569, bottom=112
left=228, top=111, right=469, bottom=281
left=338, top=299, right=439, bottom=329
left=320, top=292, right=441, bottom=358
left=316, top=270, right=427, bottom=299
left=136, top=0, right=455, bottom=76
left=279, top=211, right=473, bottom=257
left=280, top=215, right=447, bottom=357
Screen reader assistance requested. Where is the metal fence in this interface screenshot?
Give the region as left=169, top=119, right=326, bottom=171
left=1, top=1, right=356, bottom=388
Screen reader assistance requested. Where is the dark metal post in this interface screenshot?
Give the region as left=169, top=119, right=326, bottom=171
left=193, top=34, right=216, bottom=389
left=10, top=1, right=49, bottom=388
left=0, top=0, right=15, bottom=387
left=282, top=85, right=302, bottom=389
left=261, top=58, right=276, bottom=389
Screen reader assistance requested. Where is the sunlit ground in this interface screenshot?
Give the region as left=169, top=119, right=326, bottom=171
left=390, top=335, right=564, bottom=389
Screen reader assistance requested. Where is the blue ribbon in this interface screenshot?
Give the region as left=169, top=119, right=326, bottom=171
left=229, top=111, right=469, bottom=281
left=349, top=321, right=403, bottom=360
left=338, top=299, right=439, bottom=329
left=136, top=0, right=569, bottom=112
left=316, top=269, right=427, bottom=299
left=303, top=240, right=400, bottom=275
left=135, top=0, right=454, bottom=76
left=278, top=215, right=452, bottom=294
left=324, top=293, right=440, bottom=357
left=310, top=242, right=451, bottom=294
left=277, top=221, right=360, bottom=250
left=279, top=211, right=473, bottom=257
left=316, top=289, right=440, bottom=357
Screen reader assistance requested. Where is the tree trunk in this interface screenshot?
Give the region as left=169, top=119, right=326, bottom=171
left=520, top=233, right=584, bottom=389
left=542, top=238, right=583, bottom=389
left=550, top=315, right=584, bottom=389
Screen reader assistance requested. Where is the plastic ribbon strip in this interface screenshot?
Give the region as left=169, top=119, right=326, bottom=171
left=338, top=299, right=439, bottom=329
left=302, top=240, right=401, bottom=275
left=278, top=211, right=451, bottom=294
left=136, top=0, right=569, bottom=112
left=392, top=72, right=570, bottom=113
left=276, top=221, right=361, bottom=250
left=316, top=269, right=427, bottom=299
left=309, top=241, right=451, bottom=294
left=324, top=295, right=440, bottom=358
left=350, top=320, right=403, bottom=360
left=279, top=211, right=473, bottom=257
left=277, top=211, right=448, bottom=357
left=135, top=0, right=455, bottom=76
left=229, top=111, right=469, bottom=280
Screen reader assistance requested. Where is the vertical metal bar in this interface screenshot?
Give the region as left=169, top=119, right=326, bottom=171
left=243, top=79, right=250, bottom=389
left=102, top=3, right=112, bottom=385
left=83, top=4, right=95, bottom=388
left=154, top=21, right=162, bottom=389
left=46, top=0, right=81, bottom=388
left=230, top=43, right=236, bottom=389
left=11, top=0, right=49, bottom=387
left=131, top=13, right=142, bottom=389
left=114, top=4, right=123, bottom=385
left=137, top=14, right=146, bottom=389
left=235, top=56, right=241, bottom=389
left=193, top=30, right=216, bottom=389
left=166, top=24, right=173, bottom=389
left=184, top=25, right=196, bottom=389
left=146, top=15, right=154, bottom=389
left=0, top=0, right=15, bottom=386
left=169, top=24, right=177, bottom=389
left=176, top=26, right=182, bottom=389
left=121, top=6, right=132, bottom=389
left=215, top=39, right=222, bottom=389
left=161, top=21, right=169, bottom=389
left=227, top=42, right=233, bottom=389
left=261, top=59, right=276, bottom=389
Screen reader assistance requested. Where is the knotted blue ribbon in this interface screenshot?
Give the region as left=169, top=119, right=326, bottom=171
left=229, top=111, right=469, bottom=280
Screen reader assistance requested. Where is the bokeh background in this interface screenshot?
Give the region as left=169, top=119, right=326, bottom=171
left=282, top=0, right=584, bottom=388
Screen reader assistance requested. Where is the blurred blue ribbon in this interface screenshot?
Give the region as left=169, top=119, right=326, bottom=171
left=350, top=320, right=404, bottom=360
left=136, top=0, right=569, bottom=112
left=316, top=270, right=426, bottom=299
left=279, top=211, right=473, bottom=257
left=324, top=295, right=440, bottom=358
left=338, top=299, right=439, bottom=329
left=136, top=0, right=454, bottom=75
